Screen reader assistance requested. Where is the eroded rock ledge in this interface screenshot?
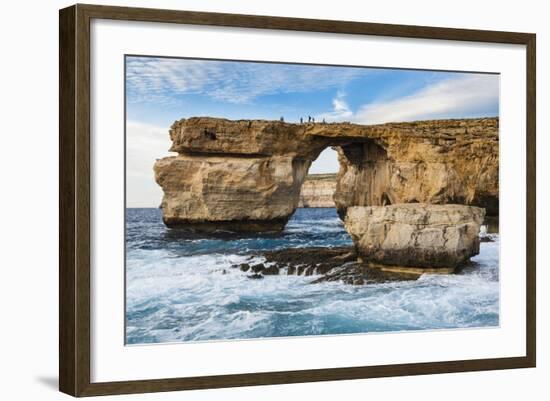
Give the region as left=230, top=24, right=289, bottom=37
left=232, top=247, right=421, bottom=284
left=155, top=117, right=498, bottom=232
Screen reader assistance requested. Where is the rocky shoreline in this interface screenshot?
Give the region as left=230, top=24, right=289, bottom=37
left=232, top=247, right=428, bottom=285
left=155, top=117, right=498, bottom=275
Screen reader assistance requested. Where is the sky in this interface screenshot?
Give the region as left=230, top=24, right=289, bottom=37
left=126, top=56, right=499, bottom=207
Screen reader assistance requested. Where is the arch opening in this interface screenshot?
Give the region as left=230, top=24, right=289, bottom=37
left=298, top=147, right=339, bottom=208
left=297, top=138, right=392, bottom=215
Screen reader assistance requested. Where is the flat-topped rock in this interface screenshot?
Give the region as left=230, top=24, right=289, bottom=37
left=344, top=204, right=485, bottom=269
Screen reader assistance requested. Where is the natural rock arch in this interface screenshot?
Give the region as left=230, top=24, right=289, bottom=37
left=154, top=117, right=499, bottom=232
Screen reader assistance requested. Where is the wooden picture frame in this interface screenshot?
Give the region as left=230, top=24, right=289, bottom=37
left=59, top=3, right=536, bottom=397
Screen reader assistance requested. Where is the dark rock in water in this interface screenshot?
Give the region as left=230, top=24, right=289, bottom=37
left=263, top=265, right=280, bottom=275
left=251, top=263, right=265, bottom=273
left=257, top=246, right=357, bottom=279
left=247, top=246, right=426, bottom=285
left=239, top=263, right=250, bottom=272
left=311, top=262, right=421, bottom=285
left=260, top=246, right=355, bottom=266
left=330, top=251, right=356, bottom=263
left=247, top=273, right=264, bottom=279
left=305, top=266, right=316, bottom=276
left=480, top=236, right=494, bottom=243
left=316, top=264, right=335, bottom=275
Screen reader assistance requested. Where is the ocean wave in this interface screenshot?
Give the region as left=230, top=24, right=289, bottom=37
left=125, top=208, right=500, bottom=344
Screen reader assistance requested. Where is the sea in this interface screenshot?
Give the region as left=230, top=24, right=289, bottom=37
left=126, top=208, right=499, bottom=344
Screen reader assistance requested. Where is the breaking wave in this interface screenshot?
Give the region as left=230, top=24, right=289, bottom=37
left=125, top=208, right=499, bottom=344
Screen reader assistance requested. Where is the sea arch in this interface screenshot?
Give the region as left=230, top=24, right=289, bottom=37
left=154, top=117, right=499, bottom=232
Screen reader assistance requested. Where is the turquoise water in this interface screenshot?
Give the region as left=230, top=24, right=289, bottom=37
left=125, top=208, right=499, bottom=344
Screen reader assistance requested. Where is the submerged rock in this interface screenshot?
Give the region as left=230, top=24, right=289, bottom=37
left=345, top=204, right=485, bottom=269
left=262, top=265, right=280, bottom=275
left=256, top=246, right=419, bottom=284
left=239, top=263, right=250, bottom=272
left=258, top=246, right=357, bottom=276
left=250, top=263, right=266, bottom=273
left=234, top=244, right=472, bottom=285
left=311, top=262, right=421, bottom=285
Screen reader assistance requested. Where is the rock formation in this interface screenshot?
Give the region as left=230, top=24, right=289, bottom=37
left=333, top=119, right=499, bottom=218
left=233, top=247, right=422, bottom=285
left=154, top=117, right=498, bottom=232
left=344, top=204, right=485, bottom=269
left=154, top=154, right=309, bottom=231
left=298, top=174, right=337, bottom=207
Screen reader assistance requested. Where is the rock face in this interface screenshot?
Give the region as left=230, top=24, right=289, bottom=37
left=333, top=119, right=499, bottom=218
left=154, top=154, right=310, bottom=231
left=298, top=174, right=337, bottom=208
left=344, top=204, right=485, bottom=268
left=155, top=117, right=498, bottom=232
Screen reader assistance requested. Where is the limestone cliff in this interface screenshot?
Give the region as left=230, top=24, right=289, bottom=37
left=154, top=154, right=310, bottom=231
left=298, top=174, right=337, bottom=208
left=333, top=119, right=499, bottom=218
left=155, top=117, right=498, bottom=232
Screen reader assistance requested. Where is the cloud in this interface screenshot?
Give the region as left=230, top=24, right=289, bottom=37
left=126, top=57, right=368, bottom=104
left=317, top=91, right=353, bottom=122
left=126, top=121, right=174, bottom=207
left=352, top=74, right=499, bottom=124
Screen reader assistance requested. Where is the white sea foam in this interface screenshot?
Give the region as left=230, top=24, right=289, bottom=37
left=125, top=209, right=499, bottom=344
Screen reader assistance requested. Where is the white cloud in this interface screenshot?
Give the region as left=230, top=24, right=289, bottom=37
left=126, top=121, right=174, bottom=207
left=352, top=74, right=499, bottom=124
left=126, top=57, right=367, bottom=104
left=317, top=91, right=353, bottom=122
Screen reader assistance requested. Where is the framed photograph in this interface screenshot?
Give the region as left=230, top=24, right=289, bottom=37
left=59, top=4, right=536, bottom=397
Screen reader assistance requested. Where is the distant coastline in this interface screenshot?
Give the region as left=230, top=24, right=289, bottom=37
left=298, top=173, right=337, bottom=208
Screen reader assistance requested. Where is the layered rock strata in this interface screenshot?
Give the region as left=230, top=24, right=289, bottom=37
left=344, top=204, right=485, bottom=269
left=154, top=154, right=309, bottom=231
left=298, top=174, right=337, bottom=207
left=155, top=117, right=498, bottom=232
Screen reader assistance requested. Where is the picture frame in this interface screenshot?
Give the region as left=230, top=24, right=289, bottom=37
left=59, top=3, right=536, bottom=397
